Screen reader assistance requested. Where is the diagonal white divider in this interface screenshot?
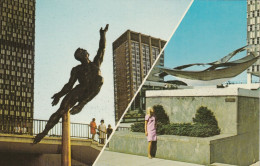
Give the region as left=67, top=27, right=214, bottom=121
left=93, top=0, right=194, bottom=165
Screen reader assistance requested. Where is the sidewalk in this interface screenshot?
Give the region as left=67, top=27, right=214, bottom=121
left=94, top=150, right=203, bottom=166
left=94, top=150, right=260, bottom=166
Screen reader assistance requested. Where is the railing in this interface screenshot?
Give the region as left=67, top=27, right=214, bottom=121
left=226, top=80, right=260, bottom=84
left=0, top=117, right=106, bottom=144
left=116, top=126, right=131, bottom=132
left=121, top=116, right=145, bottom=123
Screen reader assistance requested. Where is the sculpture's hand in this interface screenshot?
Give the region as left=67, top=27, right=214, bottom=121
left=100, top=24, right=109, bottom=33
left=104, top=24, right=109, bottom=32
left=51, top=93, right=60, bottom=106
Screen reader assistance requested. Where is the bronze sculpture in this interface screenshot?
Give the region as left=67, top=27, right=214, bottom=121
left=33, top=24, right=109, bottom=144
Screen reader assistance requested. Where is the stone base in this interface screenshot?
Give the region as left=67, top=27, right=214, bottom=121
left=137, top=87, right=259, bottom=165
left=110, top=131, right=259, bottom=165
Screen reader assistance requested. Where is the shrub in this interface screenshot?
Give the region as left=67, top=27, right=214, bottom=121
left=153, top=105, right=170, bottom=124
left=164, top=123, right=193, bottom=136
left=158, top=123, right=220, bottom=137
left=193, top=106, right=218, bottom=126
left=124, top=114, right=131, bottom=118
left=156, top=122, right=166, bottom=135
left=130, top=122, right=144, bottom=132
left=190, top=123, right=220, bottom=137
left=138, top=108, right=145, bottom=115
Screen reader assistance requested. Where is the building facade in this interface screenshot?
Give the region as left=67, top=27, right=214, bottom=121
left=247, top=0, right=260, bottom=80
left=113, top=30, right=166, bottom=122
left=0, top=0, right=35, bottom=133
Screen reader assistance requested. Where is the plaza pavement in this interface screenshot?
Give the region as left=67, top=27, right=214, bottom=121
left=94, top=150, right=260, bottom=166
left=94, top=150, right=203, bottom=166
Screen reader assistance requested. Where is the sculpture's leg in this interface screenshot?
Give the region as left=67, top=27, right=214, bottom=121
left=33, top=86, right=81, bottom=144
left=33, top=107, right=67, bottom=144
left=70, top=97, right=92, bottom=115
left=33, top=94, right=78, bottom=144
left=70, top=86, right=102, bottom=115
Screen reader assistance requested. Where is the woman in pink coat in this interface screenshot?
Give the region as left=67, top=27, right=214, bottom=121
left=145, top=107, right=157, bottom=159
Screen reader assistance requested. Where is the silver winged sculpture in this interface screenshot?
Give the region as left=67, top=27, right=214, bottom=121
left=159, top=46, right=259, bottom=86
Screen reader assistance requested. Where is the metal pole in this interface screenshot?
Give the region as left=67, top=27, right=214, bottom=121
left=62, top=111, right=71, bottom=166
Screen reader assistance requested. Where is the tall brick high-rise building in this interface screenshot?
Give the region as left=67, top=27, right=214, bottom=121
left=247, top=0, right=260, bottom=81
left=113, top=30, right=165, bottom=122
left=0, top=0, right=35, bottom=133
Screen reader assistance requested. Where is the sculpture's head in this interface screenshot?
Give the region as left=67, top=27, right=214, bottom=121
left=74, top=48, right=89, bottom=62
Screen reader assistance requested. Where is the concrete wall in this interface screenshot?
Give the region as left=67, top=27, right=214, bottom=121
left=146, top=88, right=259, bottom=135
left=211, top=131, right=259, bottom=166
left=237, top=96, right=259, bottom=134
left=144, top=88, right=259, bottom=165
left=109, top=131, right=212, bottom=165
left=110, top=131, right=259, bottom=166
left=104, top=88, right=260, bottom=165
left=210, top=96, right=259, bottom=166
left=110, top=131, right=260, bottom=165
left=0, top=134, right=102, bottom=165
left=146, top=96, right=237, bottom=134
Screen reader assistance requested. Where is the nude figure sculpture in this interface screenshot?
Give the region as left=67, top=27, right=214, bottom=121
left=33, top=24, right=109, bottom=144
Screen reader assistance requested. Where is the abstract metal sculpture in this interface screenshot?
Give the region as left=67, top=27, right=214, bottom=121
left=33, top=24, right=109, bottom=144
left=159, top=46, right=259, bottom=86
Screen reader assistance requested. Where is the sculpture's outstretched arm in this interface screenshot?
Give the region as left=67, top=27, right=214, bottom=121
left=51, top=67, right=77, bottom=106
left=93, top=24, right=109, bottom=67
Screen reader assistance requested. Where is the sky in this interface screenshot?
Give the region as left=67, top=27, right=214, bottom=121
left=34, top=0, right=192, bottom=127
left=164, top=0, right=253, bottom=84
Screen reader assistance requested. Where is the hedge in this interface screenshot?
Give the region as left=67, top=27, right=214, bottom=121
left=130, top=105, right=220, bottom=137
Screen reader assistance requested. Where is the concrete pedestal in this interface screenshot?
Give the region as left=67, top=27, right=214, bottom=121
left=62, top=112, right=71, bottom=166
left=110, top=87, right=259, bottom=165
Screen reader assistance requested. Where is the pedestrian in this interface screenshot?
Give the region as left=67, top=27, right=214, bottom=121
left=90, top=118, right=97, bottom=140
left=98, top=119, right=106, bottom=144
left=145, top=107, right=157, bottom=159
left=21, top=124, right=27, bottom=134
left=14, top=124, right=21, bottom=134
left=106, top=124, right=113, bottom=139
left=106, top=124, right=113, bottom=147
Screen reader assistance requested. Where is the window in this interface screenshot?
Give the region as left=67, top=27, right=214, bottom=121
left=5, top=99, right=9, bottom=104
